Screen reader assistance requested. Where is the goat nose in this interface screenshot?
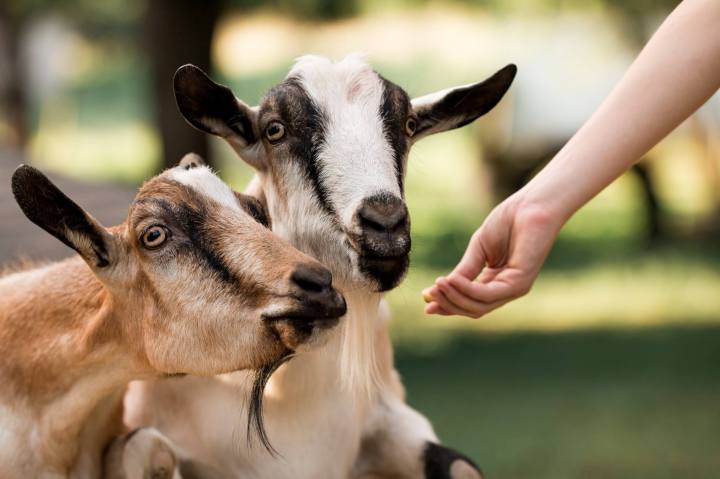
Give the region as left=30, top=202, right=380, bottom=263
left=290, top=263, right=333, bottom=294
left=290, top=263, right=346, bottom=319
left=357, top=195, right=408, bottom=233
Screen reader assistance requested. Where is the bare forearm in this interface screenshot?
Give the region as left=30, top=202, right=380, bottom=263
left=523, top=0, right=720, bottom=224
left=424, top=0, right=720, bottom=318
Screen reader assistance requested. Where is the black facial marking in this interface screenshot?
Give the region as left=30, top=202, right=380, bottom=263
left=423, top=442, right=484, bottom=479
left=262, top=77, right=335, bottom=216
left=378, top=76, right=411, bottom=193
left=174, top=65, right=257, bottom=144
left=247, top=353, right=293, bottom=455
left=135, top=196, right=235, bottom=285
left=174, top=202, right=235, bottom=283
left=11, top=165, right=110, bottom=267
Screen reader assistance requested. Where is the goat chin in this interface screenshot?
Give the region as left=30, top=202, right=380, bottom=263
left=292, top=323, right=336, bottom=353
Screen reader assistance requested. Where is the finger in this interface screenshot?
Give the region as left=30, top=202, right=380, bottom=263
left=473, top=298, right=511, bottom=318
left=446, top=274, right=524, bottom=303
left=436, top=279, right=497, bottom=316
left=450, top=231, right=487, bottom=281
left=432, top=284, right=510, bottom=319
left=422, top=285, right=442, bottom=303
left=425, top=302, right=451, bottom=315
left=477, top=267, right=501, bottom=284
left=428, top=287, right=480, bottom=318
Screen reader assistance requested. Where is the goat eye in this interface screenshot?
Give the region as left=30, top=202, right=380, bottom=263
left=405, top=117, right=417, bottom=136
left=265, top=121, right=285, bottom=142
left=142, top=226, right=167, bottom=249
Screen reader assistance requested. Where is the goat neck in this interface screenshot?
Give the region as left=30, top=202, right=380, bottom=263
left=0, top=258, right=148, bottom=478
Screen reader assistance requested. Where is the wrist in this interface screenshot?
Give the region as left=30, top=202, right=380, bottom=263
left=513, top=182, right=573, bottom=234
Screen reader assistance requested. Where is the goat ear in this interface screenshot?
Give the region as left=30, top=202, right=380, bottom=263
left=174, top=65, right=263, bottom=167
left=177, top=152, right=207, bottom=170
left=234, top=191, right=271, bottom=229
left=410, top=64, right=517, bottom=141
left=11, top=165, right=115, bottom=268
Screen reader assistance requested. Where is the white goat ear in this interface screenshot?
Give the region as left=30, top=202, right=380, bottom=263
left=11, top=165, right=116, bottom=268
left=174, top=65, right=264, bottom=168
left=410, top=64, right=517, bottom=141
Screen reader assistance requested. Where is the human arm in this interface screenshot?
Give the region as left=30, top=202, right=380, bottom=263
left=424, top=0, right=720, bottom=317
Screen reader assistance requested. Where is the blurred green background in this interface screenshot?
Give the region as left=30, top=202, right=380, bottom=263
left=1, top=1, right=719, bottom=477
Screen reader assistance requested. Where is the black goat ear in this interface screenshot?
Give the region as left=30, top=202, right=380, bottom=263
left=11, top=165, right=115, bottom=268
left=174, top=64, right=258, bottom=146
left=411, top=64, right=517, bottom=140
left=234, top=192, right=271, bottom=229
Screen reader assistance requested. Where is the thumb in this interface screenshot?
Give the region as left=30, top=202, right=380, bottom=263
left=450, top=230, right=486, bottom=281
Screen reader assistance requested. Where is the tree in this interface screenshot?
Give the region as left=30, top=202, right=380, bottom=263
left=144, top=0, right=222, bottom=170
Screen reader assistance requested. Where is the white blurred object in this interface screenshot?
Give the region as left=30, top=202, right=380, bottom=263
left=20, top=16, right=75, bottom=102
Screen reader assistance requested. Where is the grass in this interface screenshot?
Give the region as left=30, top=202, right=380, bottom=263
left=395, top=324, right=720, bottom=478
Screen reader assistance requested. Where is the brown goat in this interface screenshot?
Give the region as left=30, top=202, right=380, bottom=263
left=0, top=156, right=345, bottom=478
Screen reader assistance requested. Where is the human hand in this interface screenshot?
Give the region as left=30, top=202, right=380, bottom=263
left=422, top=194, right=562, bottom=318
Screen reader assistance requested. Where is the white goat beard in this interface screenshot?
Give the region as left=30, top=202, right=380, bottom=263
left=338, top=290, right=383, bottom=401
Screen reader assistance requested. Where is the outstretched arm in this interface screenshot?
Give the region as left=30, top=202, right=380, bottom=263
left=424, top=0, right=720, bottom=318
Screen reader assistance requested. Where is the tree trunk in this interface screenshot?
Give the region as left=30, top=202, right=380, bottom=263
left=0, top=4, right=29, bottom=151
left=145, top=0, right=222, bottom=171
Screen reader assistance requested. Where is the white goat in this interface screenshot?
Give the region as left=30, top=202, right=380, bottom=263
left=126, top=55, right=516, bottom=478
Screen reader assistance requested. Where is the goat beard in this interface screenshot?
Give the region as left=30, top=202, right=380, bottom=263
left=246, top=352, right=294, bottom=455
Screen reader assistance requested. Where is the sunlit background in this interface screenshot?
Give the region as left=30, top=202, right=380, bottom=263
left=1, top=1, right=719, bottom=477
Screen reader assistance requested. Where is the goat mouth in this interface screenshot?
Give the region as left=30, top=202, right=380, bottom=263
left=358, top=253, right=410, bottom=292
left=262, top=299, right=347, bottom=323
left=264, top=314, right=341, bottom=331
left=263, top=303, right=345, bottom=341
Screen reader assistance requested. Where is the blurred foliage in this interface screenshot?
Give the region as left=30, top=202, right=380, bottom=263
left=362, top=0, right=679, bottom=14
left=3, top=0, right=143, bottom=36
left=228, top=0, right=359, bottom=19
left=4, top=0, right=358, bottom=27
left=2, top=0, right=682, bottom=27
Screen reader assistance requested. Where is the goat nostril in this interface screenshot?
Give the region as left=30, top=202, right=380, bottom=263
left=358, top=205, right=408, bottom=233
left=291, top=264, right=332, bottom=294
left=294, top=277, right=323, bottom=293
left=359, top=215, right=387, bottom=232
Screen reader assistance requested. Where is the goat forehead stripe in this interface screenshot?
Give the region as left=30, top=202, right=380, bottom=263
left=168, top=166, right=239, bottom=211
left=290, top=55, right=403, bottom=210
left=262, top=76, right=336, bottom=216
left=379, top=77, right=411, bottom=191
